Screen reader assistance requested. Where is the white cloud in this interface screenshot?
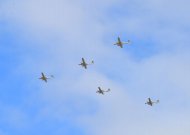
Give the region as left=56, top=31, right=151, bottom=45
left=1, top=0, right=190, bottom=135
left=0, top=103, right=29, bottom=130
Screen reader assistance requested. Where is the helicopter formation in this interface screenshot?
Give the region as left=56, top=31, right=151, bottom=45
left=39, top=36, right=159, bottom=107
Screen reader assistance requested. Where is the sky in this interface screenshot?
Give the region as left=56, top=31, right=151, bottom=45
left=0, top=0, right=190, bottom=135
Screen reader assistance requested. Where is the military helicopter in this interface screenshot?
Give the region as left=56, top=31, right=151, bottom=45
left=114, top=37, right=130, bottom=48
left=79, top=58, right=94, bottom=69
left=39, top=72, right=53, bottom=83
left=145, top=98, right=159, bottom=106
left=96, top=87, right=110, bottom=95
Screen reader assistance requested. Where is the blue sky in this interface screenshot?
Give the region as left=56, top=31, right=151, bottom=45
left=1, top=0, right=190, bottom=135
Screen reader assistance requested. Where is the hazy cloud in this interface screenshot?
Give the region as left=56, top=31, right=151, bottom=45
left=1, top=0, right=190, bottom=134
